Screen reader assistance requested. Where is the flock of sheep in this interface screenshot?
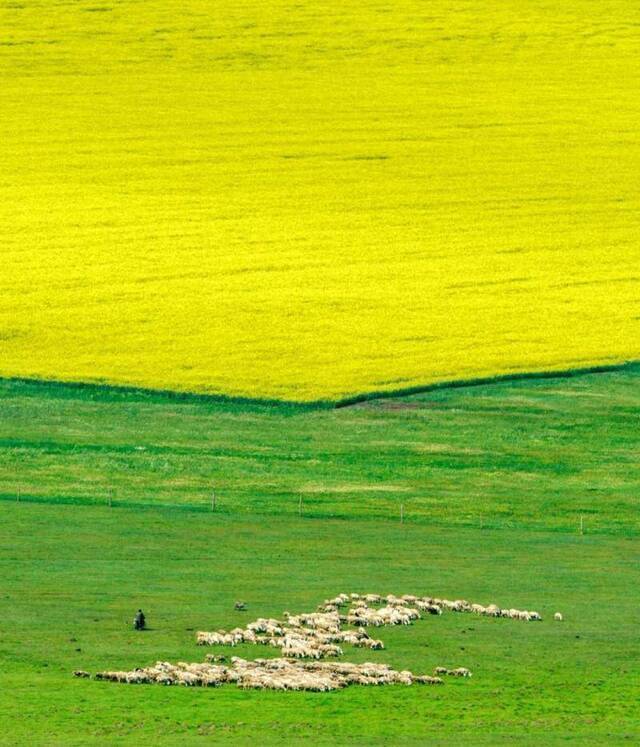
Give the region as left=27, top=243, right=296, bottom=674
left=79, top=591, right=562, bottom=692
left=87, top=657, right=456, bottom=691
left=319, top=592, right=546, bottom=622
left=195, top=609, right=387, bottom=659
left=194, top=592, right=551, bottom=660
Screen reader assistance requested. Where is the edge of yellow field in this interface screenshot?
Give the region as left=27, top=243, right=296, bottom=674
left=2, top=358, right=637, bottom=409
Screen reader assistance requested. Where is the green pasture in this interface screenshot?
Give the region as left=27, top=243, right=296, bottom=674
left=0, top=369, right=639, bottom=743
left=1, top=504, right=639, bottom=745
left=1, top=365, right=639, bottom=534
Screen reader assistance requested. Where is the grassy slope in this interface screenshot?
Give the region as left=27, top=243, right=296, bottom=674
left=1, top=506, right=638, bottom=745
left=2, top=1, right=640, bottom=400
left=0, top=369, right=639, bottom=743
left=1, top=366, right=639, bottom=534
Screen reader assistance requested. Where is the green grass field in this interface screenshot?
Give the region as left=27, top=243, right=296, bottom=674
left=2, top=365, right=639, bottom=533
left=2, top=506, right=639, bottom=745
left=1, top=369, right=639, bottom=744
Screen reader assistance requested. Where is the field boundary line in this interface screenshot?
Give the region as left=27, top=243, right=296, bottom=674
left=0, top=360, right=638, bottom=410
left=0, top=376, right=324, bottom=410
left=333, top=360, right=640, bottom=408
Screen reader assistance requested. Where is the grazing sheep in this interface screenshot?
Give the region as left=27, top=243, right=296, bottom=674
left=451, top=667, right=472, bottom=678
left=196, top=631, right=237, bottom=646
left=126, top=670, right=150, bottom=684
left=247, top=618, right=284, bottom=636
left=385, top=595, right=408, bottom=607
left=435, top=666, right=472, bottom=678
left=414, top=675, right=444, bottom=685
left=396, top=670, right=414, bottom=685
left=347, top=610, right=385, bottom=627
left=377, top=606, right=414, bottom=625
left=436, top=598, right=468, bottom=612
left=73, top=670, right=90, bottom=678
left=90, top=657, right=453, bottom=692
left=325, top=594, right=350, bottom=608
left=282, top=644, right=319, bottom=659
left=318, top=644, right=343, bottom=657
left=87, top=589, right=549, bottom=695
left=354, top=637, right=384, bottom=650
left=416, top=600, right=442, bottom=615
left=554, top=612, right=563, bottom=622
left=317, top=602, right=338, bottom=613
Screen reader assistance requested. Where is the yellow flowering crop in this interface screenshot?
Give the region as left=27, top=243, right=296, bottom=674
left=1, top=2, right=638, bottom=402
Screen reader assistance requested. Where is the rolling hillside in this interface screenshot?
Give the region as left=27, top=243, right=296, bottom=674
left=1, top=366, right=638, bottom=534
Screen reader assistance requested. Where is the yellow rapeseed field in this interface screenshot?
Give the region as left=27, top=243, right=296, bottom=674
left=1, top=1, right=639, bottom=402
